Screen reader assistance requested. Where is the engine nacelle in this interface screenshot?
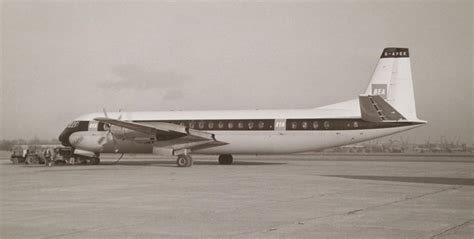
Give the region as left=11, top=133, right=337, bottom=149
left=109, top=125, right=151, bottom=141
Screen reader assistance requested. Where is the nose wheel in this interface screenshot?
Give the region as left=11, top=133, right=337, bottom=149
left=176, top=154, right=193, bottom=167
left=218, top=154, right=233, bottom=165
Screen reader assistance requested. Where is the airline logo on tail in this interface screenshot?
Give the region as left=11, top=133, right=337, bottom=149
left=371, top=84, right=387, bottom=99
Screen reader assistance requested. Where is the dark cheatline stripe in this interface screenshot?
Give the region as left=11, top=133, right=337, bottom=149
left=285, top=119, right=421, bottom=131
left=135, top=119, right=275, bottom=131
left=135, top=118, right=421, bottom=131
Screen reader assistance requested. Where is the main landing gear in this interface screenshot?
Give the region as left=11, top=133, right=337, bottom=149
left=175, top=154, right=234, bottom=167
left=218, top=154, right=233, bottom=165
left=176, top=154, right=193, bottom=167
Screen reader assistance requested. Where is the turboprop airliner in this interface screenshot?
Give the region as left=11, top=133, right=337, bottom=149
left=58, top=47, right=426, bottom=167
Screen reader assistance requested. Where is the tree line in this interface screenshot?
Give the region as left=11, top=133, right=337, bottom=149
left=0, top=138, right=60, bottom=151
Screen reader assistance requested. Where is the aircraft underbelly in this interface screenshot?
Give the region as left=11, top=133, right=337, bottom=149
left=194, top=125, right=419, bottom=154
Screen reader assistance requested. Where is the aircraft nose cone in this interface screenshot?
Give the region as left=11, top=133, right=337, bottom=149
left=59, top=129, right=72, bottom=146
left=69, top=134, right=84, bottom=147
left=68, top=132, right=105, bottom=152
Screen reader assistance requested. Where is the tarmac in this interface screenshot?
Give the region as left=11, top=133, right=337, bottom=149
left=0, top=153, right=473, bottom=238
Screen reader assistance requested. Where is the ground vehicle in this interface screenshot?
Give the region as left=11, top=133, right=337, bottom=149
left=10, top=145, right=27, bottom=164
left=51, top=146, right=74, bottom=165
left=10, top=144, right=80, bottom=166
left=24, top=145, right=46, bottom=165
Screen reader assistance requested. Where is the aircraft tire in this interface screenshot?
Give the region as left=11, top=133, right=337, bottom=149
left=177, top=155, right=193, bottom=167
left=90, top=157, right=100, bottom=165
left=26, top=156, right=39, bottom=165
left=218, top=154, right=233, bottom=165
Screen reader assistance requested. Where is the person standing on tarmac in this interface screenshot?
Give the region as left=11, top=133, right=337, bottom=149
left=44, top=148, right=53, bottom=167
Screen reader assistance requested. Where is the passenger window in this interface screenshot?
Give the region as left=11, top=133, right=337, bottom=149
left=291, top=121, right=298, bottom=129
left=238, top=121, right=244, bottom=129
left=353, top=121, right=359, bottom=128
left=228, top=122, right=234, bottom=129
left=313, top=121, right=319, bottom=129
left=199, top=121, right=205, bottom=129
left=324, top=121, right=330, bottom=129
left=302, top=121, right=308, bottom=129
left=258, top=121, right=265, bottom=129
left=248, top=121, right=254, bottom=129
left=208, top=122, right=214, bottom=129
left=189, top=122, right=195, bottom=129
left=218, top=121, right=224, bottom=129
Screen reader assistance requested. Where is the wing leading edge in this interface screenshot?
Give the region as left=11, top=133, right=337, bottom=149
left=93, top=117, right=226, bottom=153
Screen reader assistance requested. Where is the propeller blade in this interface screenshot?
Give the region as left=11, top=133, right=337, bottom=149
left=98, top=136, right=105, bottom=145
left=103, top=108, right=109, bottom=118
left=100, top=107, right=123, bottom=151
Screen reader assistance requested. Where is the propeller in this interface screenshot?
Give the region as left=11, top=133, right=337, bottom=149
left=97, top=108, right=122, bottom=152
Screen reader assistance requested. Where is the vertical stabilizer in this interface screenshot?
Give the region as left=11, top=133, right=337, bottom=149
left=364, top=48, right=418, bottom=120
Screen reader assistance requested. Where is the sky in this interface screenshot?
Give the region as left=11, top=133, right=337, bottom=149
left=1, top=0, right=473, bottom=144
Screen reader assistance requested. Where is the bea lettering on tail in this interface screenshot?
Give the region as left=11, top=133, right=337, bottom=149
left=371, top=84, right=387, bottom=99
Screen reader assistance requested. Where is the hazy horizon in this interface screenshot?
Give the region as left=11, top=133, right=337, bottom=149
left=1, top=1, right=473, bottom=144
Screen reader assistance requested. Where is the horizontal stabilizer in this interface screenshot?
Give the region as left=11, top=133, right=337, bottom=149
left=359, top=95, right=406, bottom=122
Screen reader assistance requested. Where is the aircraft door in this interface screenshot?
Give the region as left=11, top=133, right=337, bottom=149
left=274, top=119, right=286, bottom=131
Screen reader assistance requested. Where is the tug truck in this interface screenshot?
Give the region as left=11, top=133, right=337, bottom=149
left=24, top=145, right=46, bottom=165
left=10, top=145, right=27, bottom=164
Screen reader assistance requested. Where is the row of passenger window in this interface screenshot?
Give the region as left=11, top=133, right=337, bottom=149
left=170, top=120, right=362, bottom=130
left=170, top=120, right=274, bottom=130
left=287, top=120, right=360, bottom=130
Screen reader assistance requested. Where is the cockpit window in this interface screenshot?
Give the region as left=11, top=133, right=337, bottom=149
left=67, top=121, right=80, bottom=128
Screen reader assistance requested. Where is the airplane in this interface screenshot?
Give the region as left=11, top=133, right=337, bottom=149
left=58, top=47, right=426, bottom=167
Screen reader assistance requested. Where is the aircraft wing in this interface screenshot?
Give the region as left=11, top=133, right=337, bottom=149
left=93, top=117, right=226, bottom=152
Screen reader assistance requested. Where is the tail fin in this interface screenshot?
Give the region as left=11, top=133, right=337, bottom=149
left=365, top=48, right=419, bottom=120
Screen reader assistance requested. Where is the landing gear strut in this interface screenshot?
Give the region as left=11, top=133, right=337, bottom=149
left=176, top=154, right=193, bottom=167
left=218, top=154, right=233, bottom=165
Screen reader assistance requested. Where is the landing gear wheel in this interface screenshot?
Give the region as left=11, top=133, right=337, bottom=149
left=77, top=157, right=87, bottom=165
left=26, top=156, right=39, bottom=165
left=218, top=154, right=233, bottom=165
left=90, top=157, right=100, bottom=165
left=176, top=155, right=193, bottom=167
